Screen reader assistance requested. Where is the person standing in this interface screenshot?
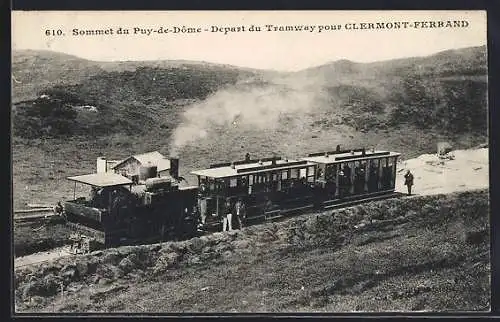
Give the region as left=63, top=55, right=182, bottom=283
left=222, top=198, right=233, bottom=231
left=404, top=170, right=414, bottom=195
left=235, top=198, right=246, bottom=229
left=197, top=196, right=208, bottom=229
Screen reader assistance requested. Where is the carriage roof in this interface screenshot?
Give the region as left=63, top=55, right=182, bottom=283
left=191, top=159, right=315, bottom=179
left=301, top=150, right=401, bottom=165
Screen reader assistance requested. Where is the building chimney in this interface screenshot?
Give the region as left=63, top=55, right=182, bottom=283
left=336, top=145, right=341, bottom=152
left=245, top=153, right=251, bottom=162
left=97, top=157, right=107, bottom=173
left=169, top=158, right=179, bottom=179
left=231, top=162, right=236, bottom=169
left=362, top=148, right=366, bottom=156
left=324, top=152, right=329, bottom=158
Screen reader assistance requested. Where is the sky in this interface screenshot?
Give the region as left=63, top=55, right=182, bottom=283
left=12, top=10, right=487, bottom=71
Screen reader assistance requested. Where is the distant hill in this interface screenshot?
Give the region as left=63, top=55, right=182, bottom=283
left=12, top=46, right=487, bottom=143
left=297, top=45, right=486, bottom=81
left=12, top=50, right=105, bottom=102
left=11, top=49, right=268, bottom=103
left=290, top=45, right=487, bottom=134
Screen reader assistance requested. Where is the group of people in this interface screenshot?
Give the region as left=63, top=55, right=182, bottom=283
left=197, top=196, right=247, bottom=232
left=222, top=197, right=246, bottom=231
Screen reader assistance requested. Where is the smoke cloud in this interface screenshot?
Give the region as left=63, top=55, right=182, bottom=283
left=169, top=79, right=329, bottom=156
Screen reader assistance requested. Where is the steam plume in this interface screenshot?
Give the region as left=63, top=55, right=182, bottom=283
left=169, top=81, right=328, bottom=156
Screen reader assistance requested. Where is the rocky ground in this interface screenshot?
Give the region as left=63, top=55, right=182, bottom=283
left=14, top=189, right=490, bottom=313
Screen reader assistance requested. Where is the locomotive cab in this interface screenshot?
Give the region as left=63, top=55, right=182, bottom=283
left=64, top=171, right=198, bottom=252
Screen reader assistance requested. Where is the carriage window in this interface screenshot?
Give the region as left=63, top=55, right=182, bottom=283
left=325, top=164, right=336, bottom=181
left=218, top=179, right=226, bottom=191
left=281, top=171, right=288, bottom=180
left=238, top=176, right=248, bottom=187
left=290, top=169, right=299, bottom=179
left=317, top=164, right=325, bottom=179
left=229, top=178, right=238, bottom=187
left=249, top=175, right=254, bottom=185
left=342, top=162, right=353, bottom=177
left=307, top=166, right=316, bottom=183
left=299, top=168, right=307, bottom=178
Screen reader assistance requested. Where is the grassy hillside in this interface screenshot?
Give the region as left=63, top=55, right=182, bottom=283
left=11, top=46, right=488, bottom=209
left=12, top=50, right=104, bottom=103
left=14, top=190, right=490, bottom=312
left=11, top=49, right=263, bottom=103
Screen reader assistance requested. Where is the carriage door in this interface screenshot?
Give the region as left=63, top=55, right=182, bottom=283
left=369, top=159, right=380, bottom=192
left=381, top=158, right=391, bottom=190
left=354, top=160, right=367, bottom=194
left=325, top=164, right=337, bottom=198
left=388, top=157, right=397, bottom=189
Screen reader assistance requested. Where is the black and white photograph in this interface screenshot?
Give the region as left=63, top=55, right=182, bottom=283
left=11, top=10, right=490, bottom=313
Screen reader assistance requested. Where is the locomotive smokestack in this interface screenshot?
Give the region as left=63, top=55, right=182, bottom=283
left=169, top=158, right=179, bottom=179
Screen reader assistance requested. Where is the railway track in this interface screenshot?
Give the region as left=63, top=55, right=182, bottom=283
left=13, top=208, right=56, bottom=222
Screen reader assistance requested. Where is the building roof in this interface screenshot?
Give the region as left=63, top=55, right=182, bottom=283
left=191, top=159, right=312, bottom=179
left=302, top=150, right=401, bottom=165
left=112, top=151, right=171, bottom=172
left=67, top=173, right=133, bottom=187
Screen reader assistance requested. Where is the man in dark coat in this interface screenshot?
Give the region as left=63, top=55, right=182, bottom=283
left=235, top=198, right=246, bottom=229
left=404, top=170, right=414, bottom=195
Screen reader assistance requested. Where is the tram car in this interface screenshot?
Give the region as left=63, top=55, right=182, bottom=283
left=62, top=147, right=400, bottom=252
left=192, top=147, right=400, bottom=231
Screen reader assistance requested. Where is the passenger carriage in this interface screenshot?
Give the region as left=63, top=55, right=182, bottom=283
left=301, top=148, right=401, bottom=208
left=191, top=148, right=400, bottom=230
left=191, top=156, right=319, bottom=230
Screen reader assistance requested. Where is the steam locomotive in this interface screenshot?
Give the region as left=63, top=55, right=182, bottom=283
left=63, top=147, right=400, bottom=253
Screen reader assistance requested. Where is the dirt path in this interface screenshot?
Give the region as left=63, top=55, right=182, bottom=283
left=14, top=247, right=73, bottom=268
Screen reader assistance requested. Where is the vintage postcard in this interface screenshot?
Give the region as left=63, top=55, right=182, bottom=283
left=11, top=10, right=489, bottom=314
